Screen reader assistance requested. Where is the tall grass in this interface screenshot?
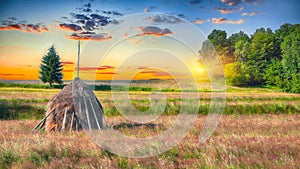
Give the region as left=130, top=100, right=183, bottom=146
left=1, top=97, right=299, bottom=120
left=0, top=100, right=45, bottom=120
left=1, top=114, right=299, bottom=168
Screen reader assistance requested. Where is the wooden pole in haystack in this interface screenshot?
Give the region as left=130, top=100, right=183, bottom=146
left=77, top=40, right=80, bottom=78
left=33, top=40, right=107, bottom=132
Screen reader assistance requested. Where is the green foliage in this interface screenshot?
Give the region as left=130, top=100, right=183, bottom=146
left=233, top=36, right=250, bottom=63
left=0, top=149, right=17, bottom=169
left=280, top=28, right=300, bottom=92
left=39, top=45, right=63, bottom=87
left=224, top=62, right=249, bottom=86
left=117, top=157, right=130, bottom=169
left=210, top=30, right=234, bottom=63
left=0, top=82, right=65, bottom=89
left=201, top=23, right=300, bottom=93
left=0, top=99, right=45, bottom=120
left=246, top=28, right=278, bottom=85
left=264, top=59, right=284, bottom=87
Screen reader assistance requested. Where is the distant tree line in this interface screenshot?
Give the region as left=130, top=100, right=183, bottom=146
left=200, top=23, right=300, bottom=93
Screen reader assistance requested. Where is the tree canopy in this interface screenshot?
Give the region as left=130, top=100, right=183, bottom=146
left=200, top=23, right=300, bottom=93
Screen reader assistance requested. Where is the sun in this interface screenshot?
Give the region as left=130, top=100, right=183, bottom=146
left=197, top=67, right=203, bottom=72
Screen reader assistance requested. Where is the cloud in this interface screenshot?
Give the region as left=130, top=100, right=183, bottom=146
left=71, top=13, right=90, bottom=20
left=211, top=17, right=244, bottom=24
left=62, top=70, right=74, bottom=73
left=76, top=3, right=93, bottom=13
left=0, top=73, right=25, bottom=76
left=144, top=6, right=156, bottom=12
left=137, top=66, right=148, bottom=70
left=243, top=0, right=264, bottom=5
left=139, top=70, right=170, bottom=77
left=59, top=23, right=82, bottom=31
left=0, top=17, right=48, bottom=33
left=101, top=10, right=123, bottom=16
left=242, top=12, right=259, bottom=16
left=61, top=61, right=75, bottom=65
left=82, top=8, right=92, bottom=12
left=25, top=24, right=49, bottom=33
left=83, top=3, right=91, bottom=8
left=65, top=33, right=112, bottom=41
left=146, top=15, right=184, bottom=24
left=215, top=6, right=244, bottom=14
left=79, top=65, right=115, bottom=71
left=60, top=11, right=121, bottom=41
left=221, top=0, right=264, bottom=6
left=89, top=14, right=110, bottom=26
left=61, top=16, right=68, bottom=20
left=188, top=0, right=202, bottom=4
left=96, top=72, right=116, bottom=75
left=177, top=14, right=186, bottom=18
left=80, top=31, right=96, bottom=35
left=0, top=21, right=49, bottom=33
left=221, top=0, right=241, bottom=6
left=193, top=18, right=207, bottom=24
left=137, top=26, right=172, bottom=36
left=100, top=65, right=115, bottom=69
left=7, top=24, right=24, bottom=30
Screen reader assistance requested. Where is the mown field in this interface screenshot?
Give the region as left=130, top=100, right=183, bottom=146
left=0, top=83, right=300, bottom=168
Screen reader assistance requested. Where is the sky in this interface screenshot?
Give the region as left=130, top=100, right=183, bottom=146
left=0, top=0, right=299, bottom=81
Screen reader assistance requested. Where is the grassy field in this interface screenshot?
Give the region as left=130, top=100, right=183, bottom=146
left=0, top=83, right=300, bottom=168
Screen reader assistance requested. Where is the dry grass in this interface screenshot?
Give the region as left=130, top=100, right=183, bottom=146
left=0, top=114, right=300, bottom=168
left=0, top=86, right=300, bottom=168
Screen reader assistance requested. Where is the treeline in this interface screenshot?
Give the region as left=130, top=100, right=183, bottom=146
left=200, top=23, right=300, bottom=93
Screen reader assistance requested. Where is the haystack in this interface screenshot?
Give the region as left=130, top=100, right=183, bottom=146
left=33, top=78, right=107, bottom=131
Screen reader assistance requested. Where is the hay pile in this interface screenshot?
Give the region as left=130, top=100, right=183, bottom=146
left=33, top=78, right=107, bottom=132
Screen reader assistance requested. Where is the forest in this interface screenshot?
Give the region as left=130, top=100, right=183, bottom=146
left=200, top=23, right=300, bottom=93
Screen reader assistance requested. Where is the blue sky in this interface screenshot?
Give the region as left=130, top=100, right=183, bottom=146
left=0, top=0, right=299, bottom=80
left=1, top=0, right=299, bottom=35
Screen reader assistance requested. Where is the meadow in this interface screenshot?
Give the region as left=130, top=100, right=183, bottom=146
left=0, top=81, right=300, bottom=168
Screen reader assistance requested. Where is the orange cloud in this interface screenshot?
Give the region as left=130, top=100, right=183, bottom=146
left=193, top=19, right=207, bottom=24
left=80, top=65, right=115, bottom=71
left=221, top=0, right=241, bottom=6
left=0, top=24, right=49, bottom=33
left=25, top=24, right=49, bottom=33
left=215, top=6, right=244, bottom=14
left=58, top=23, right=82, bottom=32
left=62, top=70, right=74, bottom=72
left=211, top=18, right=244, bottom=24
left=61, top=61, right=75, bottom=65
left=96, top=72, right=116, bottom=75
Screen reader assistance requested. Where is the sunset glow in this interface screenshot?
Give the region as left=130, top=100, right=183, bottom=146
left=0, top=0, right=299, bottom=81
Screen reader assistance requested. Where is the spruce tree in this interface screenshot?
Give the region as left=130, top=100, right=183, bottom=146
left=39, top=46, right=63, bottom=87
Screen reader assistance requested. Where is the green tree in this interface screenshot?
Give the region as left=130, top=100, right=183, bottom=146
left=206, top=29, right=233, bottom=63
left=199, top=40, right=217, bottom=58
left=233, top=35, right=250, bottom=63
left=246, top=28, right=278, bottom=86
left=39, top=46, right=63, bottom=87
left=224, top=62, right=249, bottom=86
left=280, top=28, right=300, bottom=92
left=264, top=59, right=284, bottom=87
left=275, top=23, right=299, bottom=43
left=228, top=31, right=250, bottom=47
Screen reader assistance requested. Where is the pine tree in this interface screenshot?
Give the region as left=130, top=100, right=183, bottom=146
left=39, top=46, right=63, bottom=87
